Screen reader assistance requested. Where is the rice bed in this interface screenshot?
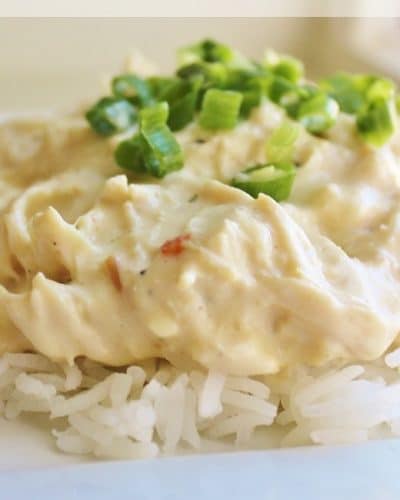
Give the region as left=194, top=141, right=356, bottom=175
left=1, top=349, right=400, bottom=460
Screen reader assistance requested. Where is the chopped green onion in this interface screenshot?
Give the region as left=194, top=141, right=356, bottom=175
left=295, top=93, right=339, bottom=133
left=85, top=97, right=137, bottom=136
left=232, top=162, right=296, bottom=201
left=319, top=73, right=365, bottom=114
left=168, top=84, right=200, bottom=131
left=146, top=77, right=180, bottom=100
left=263, top=50, right=304, bottom=83
left=200, top=39, right=234, bottom=64
left=177, top=62, right=230, bottom=114
left=225, top=68, right=260, bottom=90
left=269, top=80, right=337, bottom=133
left=273, top=60, right=304, bottom=84
left=115, top=102, right=184, bottom=177
left=156, top=78, right=193, bottom=103
left=320, top=73, right=396, bottom=116
left=266, top=122, right=300, bottom=163
left=177, top=62, right=228, bottom=92
left=356, top=98, right=397, bottom=147
left=178, top=39, right=252, bottom=70
left=268, top=76, right=298, bottom=106
left=114, top=134, right=147, bottom=172
left=112, top=74, right=154, bottom=107
left=224, top=71, right=270, bottom=117
left=140, top=101, right=169, bottom=130
left=152, top=77, right=202, bottom=131
left=178, top=39, right=232, bottom=66
left=218, top=69, right=268, bottom=117
left=283, top=84, right=319, bottom=118
left=140, top=102, right=184, bottom=176
left=268, top=79, right=316, bottom=118
left=199, top=89, right=243, bottom=130
left=86, top=38, right=400, bottom=162
left=365, top=77, right=395, bottom=102
left=240, top=88, right=263, bottom=118
left=246, top=74, right=274, bottom=93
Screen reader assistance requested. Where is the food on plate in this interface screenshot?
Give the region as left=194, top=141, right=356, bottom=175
left=0, top=39, right=400, bottom=459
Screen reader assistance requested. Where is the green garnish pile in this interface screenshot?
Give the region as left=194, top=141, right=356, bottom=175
left=85, top=39, right=399, bottom=201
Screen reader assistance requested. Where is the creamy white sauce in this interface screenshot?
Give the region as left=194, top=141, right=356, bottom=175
left=0, top=101, right=399, bottom=375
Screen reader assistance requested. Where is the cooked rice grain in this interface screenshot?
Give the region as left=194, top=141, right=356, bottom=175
left=0, top=350, right=400, bottom=460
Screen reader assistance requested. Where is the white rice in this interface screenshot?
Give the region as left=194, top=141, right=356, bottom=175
left=1, top=348, right=400, bottom=460
left=198, top=370, right=226, bottom=419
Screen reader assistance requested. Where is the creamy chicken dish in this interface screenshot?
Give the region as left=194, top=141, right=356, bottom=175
left=0, top=40, right=399, bottom=378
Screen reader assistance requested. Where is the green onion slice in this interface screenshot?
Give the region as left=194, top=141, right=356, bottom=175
left=320, top=73, right=365, bottom=114
left=112, top=74, right=154, bottom=107
left=232, top=162, right=296, bottom=201
left=266, top=121, right=300, bottom=163
left=225, top=71, right=272, bottom=117
left=146, top=77, right=180, bottom=100
left=224, top=68, right=261, bottom=90
left=267, top=79, right=316, bottom=120
left=178, top=39, right=233, bottom=65
left=168, top=87, right=200, bottom=131
left=268, top=76, right=298, bottom=106
left=356, top=98, right=397, bottom=147
left=140, top=100, right=169, bottom=131
left=140, top=102, right=184, bottom=176
left=320, top=73, right=396, bottom=115
left=178, top=39, right=252, bottom=70
left=177, top=62, right=228, bottom=94
left=240, top=88, right=263, bottom=118
left=295, top=93, right=339, bottom=133
left=114, top=134, right=147, bottom=172
left=85, top=97, right=137, bottom=136
left=115, top=102, right=184, bottom=177
left=263, top=49, right=304, bottom=83
left=199, top=89, right=243, bottom=130
left=268, top=80, right=336, bottom=133
left=152, top=77, right=203, bottom=131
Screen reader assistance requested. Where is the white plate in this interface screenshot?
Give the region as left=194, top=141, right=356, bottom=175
left=0, top=415, right=89, bottom=471
left=0, top=431, right=399, bottom=500
left=1, top=18, right=400, bottom=498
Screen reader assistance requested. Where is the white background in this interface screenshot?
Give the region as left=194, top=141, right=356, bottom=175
left=1, top=18, right=399, bottom=112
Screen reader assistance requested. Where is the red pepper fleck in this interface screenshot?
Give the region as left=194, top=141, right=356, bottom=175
left=105, top=256, right=123, bottom=292
left=161, top=234, right=191, bottom=257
